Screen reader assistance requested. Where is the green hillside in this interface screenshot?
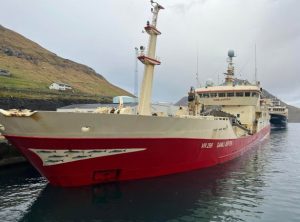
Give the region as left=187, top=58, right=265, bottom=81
left=0, top=24, right=131, bottom=100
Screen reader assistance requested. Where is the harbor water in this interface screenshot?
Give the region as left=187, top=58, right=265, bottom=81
left=0, top=124, right=300, bottom=222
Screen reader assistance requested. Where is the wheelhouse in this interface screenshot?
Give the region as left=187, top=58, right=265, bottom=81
left=196, top=85, right=261, bottom=106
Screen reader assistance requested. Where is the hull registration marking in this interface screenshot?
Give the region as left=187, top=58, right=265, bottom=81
left=201, top=140, right=233, bottom=149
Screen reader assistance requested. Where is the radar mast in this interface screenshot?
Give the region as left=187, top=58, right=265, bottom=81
left=225, top=50, right=235, bottom=85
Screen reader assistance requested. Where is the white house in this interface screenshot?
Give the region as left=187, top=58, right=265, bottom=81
left=49, top=82, right=72, bottom=91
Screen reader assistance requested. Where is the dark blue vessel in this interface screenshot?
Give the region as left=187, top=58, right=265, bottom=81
left=270, top=113, right=288, bottom=128
left=268, top=100, right=288, bottom=128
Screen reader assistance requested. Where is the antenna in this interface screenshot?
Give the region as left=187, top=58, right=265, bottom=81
left=254, top=44, right=257, bottom=84
left=134, top=47, right=139, bottom=97
left=196, top=47, right=200, bottom=88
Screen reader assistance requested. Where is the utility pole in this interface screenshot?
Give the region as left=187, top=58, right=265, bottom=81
left=254, top=44, right=257, bottom=84
left=196, top=48, right=200, bottom=88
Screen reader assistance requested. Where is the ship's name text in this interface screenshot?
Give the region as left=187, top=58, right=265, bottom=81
left=201, top=141, right=233, bottom=149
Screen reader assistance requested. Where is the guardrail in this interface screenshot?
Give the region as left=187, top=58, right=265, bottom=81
left=177, top=115, right=229, bottom=121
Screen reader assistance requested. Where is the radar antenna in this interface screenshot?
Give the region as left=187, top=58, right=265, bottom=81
left=225, top=49, right=235, bottom=86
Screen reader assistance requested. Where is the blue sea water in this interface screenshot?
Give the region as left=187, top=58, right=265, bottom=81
left=0, top=124, right=300, bottom=222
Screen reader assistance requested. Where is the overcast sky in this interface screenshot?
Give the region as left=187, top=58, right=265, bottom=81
left=1, top=0, right=299, bottom=106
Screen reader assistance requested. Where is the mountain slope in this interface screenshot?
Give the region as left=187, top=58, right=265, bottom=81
left=0, top=24, right=130, bottom=99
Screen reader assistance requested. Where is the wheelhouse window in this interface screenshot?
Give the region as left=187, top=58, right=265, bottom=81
left=236, top=92, right=243, bottom=97
left=218, top=93, right=226, bottom=97
left=210, top=93, right=217, bottom=97
left=203, top=93, right=209, bottom=98
left=227, top=92, right=234, bottom=97
left=199, top=93, right=203, bottom=98
left=245, top=92, right=251, bottom=97
left=252, top=92, right=258, bottom=97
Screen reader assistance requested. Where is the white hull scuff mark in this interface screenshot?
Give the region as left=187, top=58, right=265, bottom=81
left=30, top=148, right=146, bottom=166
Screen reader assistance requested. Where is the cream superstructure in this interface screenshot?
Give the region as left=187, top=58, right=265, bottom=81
left=195, top=50, right=269, bottom=135
left=268, top=99, right=288, bottom=119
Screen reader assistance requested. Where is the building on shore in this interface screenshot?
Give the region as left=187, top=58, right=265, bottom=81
left=49, top=82, right=72, bottom=91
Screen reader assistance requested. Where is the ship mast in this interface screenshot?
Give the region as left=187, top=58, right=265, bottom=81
left=225, top=50, right=235, bottom=85
left=134, top=47, right=139, bottom=97
left=137, top=0, right=164, bottom=115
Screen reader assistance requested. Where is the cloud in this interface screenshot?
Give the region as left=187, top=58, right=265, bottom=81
left=0, top=0, right=299, bottom=106
left=167, top=0, right=207, bottom=14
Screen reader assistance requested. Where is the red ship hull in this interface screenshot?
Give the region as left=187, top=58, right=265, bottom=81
left=5, top=125, right=270, bottom=187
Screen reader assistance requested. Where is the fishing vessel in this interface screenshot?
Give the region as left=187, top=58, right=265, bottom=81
left=0, top=1, right=270, bottom=187
left=268, top=99, right=288, bottom=128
